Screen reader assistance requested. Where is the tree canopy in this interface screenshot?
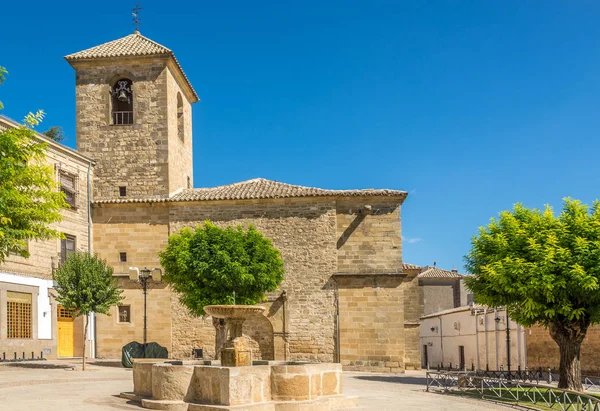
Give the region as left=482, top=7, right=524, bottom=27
left=0, top=66, right=67, bottom=262
left=53, top=252, right=123, bottom=370
left=159, top=221, right=285, bottom=316
left=42, top=126, right=65, bottom=142
left=465, top=198, right=600, bottom=390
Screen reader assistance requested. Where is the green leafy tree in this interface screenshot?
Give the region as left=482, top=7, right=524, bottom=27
left=465, top=199, right=600, bottom=391
left=53, top=252, right=123, bottom=370
left=159, top=222, right=285, bottom=353
left=159, top=221, right=285, bottom=314
left=0, top=66, right=66, bottom=261
left=42, top=126, right=65, bottom=142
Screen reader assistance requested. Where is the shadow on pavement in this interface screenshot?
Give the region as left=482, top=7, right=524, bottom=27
left=0, top=362, right=73, bottom=369
left=352, top=374, right=428, bottom=386
left=87, top=361, right=124, bottom=368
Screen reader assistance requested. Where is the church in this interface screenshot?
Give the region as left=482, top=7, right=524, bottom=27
left=0, top=31, right=422, bottom=372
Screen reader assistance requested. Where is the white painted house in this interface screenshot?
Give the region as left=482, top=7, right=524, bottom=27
left=420, top=305, right=527, bottom=371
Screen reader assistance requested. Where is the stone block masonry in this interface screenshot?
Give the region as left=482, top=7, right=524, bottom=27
left=92, top=195, right=414, bottom=373
left=73, top=58, right=193, bottom=200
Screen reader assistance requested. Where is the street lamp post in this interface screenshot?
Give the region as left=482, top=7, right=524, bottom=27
left=129, top=266, right=162, bottom=358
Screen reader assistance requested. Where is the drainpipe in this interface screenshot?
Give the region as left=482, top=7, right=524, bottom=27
left=439, top=316, right=444, bottom=366
left=523, top=326, right=528, bottom=369
left=484, top=308, right=489, bottom=370
left=517, top=323, right=521, bottom=369
left=87, top=161, right=96, bottom=360
left=475, top=309, right=480, bottom=370
left=331, top=277, right=340, bottom=364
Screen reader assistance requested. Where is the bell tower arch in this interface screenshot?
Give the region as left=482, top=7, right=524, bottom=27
left=65, top=31, right=199, bottom=200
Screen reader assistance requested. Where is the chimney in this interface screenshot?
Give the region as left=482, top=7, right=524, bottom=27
left=451, top=268, right=458, bottom=274
left=433, top=261, right=436, bottom=268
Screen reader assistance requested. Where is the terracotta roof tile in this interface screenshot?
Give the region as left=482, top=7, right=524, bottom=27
left=418, top=266, right=464, bottom=279
left=93, top=178, right=408, bottom=204
left=402, top=263, right=422, bottom=271
left=65, top=32, right=199, bottom=102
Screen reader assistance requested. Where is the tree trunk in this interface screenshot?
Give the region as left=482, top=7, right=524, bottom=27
left=82, top=315, right=88, bottom=371
left=548, top=320, right=589, bottom=391
left=212, top=317, right=226, bottom=360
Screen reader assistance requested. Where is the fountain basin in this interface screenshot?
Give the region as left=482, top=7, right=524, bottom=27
left=204, top=305, right=266, bottom=319
left=122, top=360, right=358, bottom=410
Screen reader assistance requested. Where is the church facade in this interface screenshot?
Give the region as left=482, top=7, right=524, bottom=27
left=0, top=31, right=423, bottom=372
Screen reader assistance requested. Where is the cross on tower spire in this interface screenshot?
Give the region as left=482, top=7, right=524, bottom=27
left=132, top=3, right=143, bottom=33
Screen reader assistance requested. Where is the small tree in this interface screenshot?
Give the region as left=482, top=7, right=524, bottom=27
left=53, top=252, right=123, bottom=370
left=465, top=199, right=600, bottom=391
left=159, top=222, right=285, bottom=354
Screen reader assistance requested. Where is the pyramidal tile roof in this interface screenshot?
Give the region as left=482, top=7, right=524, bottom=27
left=65, top=32, right=171, bottom=60
left=93, top=178, right=408, bottom=204
left=65, top=31, right=199, bottom=102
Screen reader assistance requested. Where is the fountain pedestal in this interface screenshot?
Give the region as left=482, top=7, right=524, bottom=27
left=204, top=305, right=266, bottom=367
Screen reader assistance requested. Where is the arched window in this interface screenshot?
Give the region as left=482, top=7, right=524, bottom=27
left=111, top=78, right=133, bottom=125
left=177, top=92, right=184, bottom=141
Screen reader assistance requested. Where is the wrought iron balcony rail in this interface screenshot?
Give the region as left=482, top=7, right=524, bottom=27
left=426, top=370, right=600, bottom=411
left=113, top=111, right=133, bottom=125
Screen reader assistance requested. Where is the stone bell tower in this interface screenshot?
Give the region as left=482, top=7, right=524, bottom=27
left=65, top=31, right=199, bottom=200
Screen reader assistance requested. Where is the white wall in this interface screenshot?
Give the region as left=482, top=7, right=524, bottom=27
left=0, top=272, right=54, bottom=339
left=420, top=307, right=527, bottom=371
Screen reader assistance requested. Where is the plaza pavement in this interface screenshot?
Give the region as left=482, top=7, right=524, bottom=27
left=0, top=360, right=510, bottom=410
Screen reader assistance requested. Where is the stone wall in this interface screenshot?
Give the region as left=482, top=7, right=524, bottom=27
left=420, top=279, right=460, bottom=315
left=403, top=266, right=423, bottom=369
left=92, top=203, right=172, bottom=357
left=336, top=199, right=402, bottom=274
left=92, top=195, right=413, bottom=370
left=527, top=324, right=600, bottom=375
left=96, top=278, right=173, bottom=358
left=168, top=198, right=338, bottom=363
left=336, top=275, right=406, bottom=372
left=73, top=58, right=173, bottom=200
left=166, top=67, right=193, bottom=195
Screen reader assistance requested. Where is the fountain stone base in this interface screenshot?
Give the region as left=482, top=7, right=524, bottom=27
left=119, top=305, right=357, bottom=410
left=121, top=360, right=358, bottom=410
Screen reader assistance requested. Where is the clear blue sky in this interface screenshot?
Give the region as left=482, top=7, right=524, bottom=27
left=2, top=1, right=600, bottom=270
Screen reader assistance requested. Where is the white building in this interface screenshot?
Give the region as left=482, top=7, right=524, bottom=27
left=420, top=305, right=527, bottom=371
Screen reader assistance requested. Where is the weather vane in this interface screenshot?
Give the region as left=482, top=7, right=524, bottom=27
left=132, top=3, right=143, bottom=32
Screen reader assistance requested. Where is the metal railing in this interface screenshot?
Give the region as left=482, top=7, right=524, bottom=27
left=428, top=365, right=600, bottom=392
left=112, top=111, right=133, bottom=125
left=426, top=370, right=600, bottom=410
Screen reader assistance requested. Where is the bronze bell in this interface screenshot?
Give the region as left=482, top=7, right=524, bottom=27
left=118, top=90, right=128, bottom=102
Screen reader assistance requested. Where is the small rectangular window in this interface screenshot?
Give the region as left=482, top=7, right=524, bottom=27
left=119, top=186, right=127, bottom=197
left=7, top=292, right=32, bottom=339
left=59, top=171, right=77, bottom=208
left=61, top=235, right=76, bottom=264
left=119, top=252, right=127, bottom=262
left=118, top=306, right=131, bottom=323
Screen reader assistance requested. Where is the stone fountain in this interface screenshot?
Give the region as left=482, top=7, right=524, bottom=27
left=204, top=305, right=265, bottom=367
left=121, top=304, right=358, bottom=410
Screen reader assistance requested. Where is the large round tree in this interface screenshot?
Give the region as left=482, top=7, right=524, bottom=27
left=465, top=199, right=600, bottom=391
left=159, top=222, right=285, bottom=353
